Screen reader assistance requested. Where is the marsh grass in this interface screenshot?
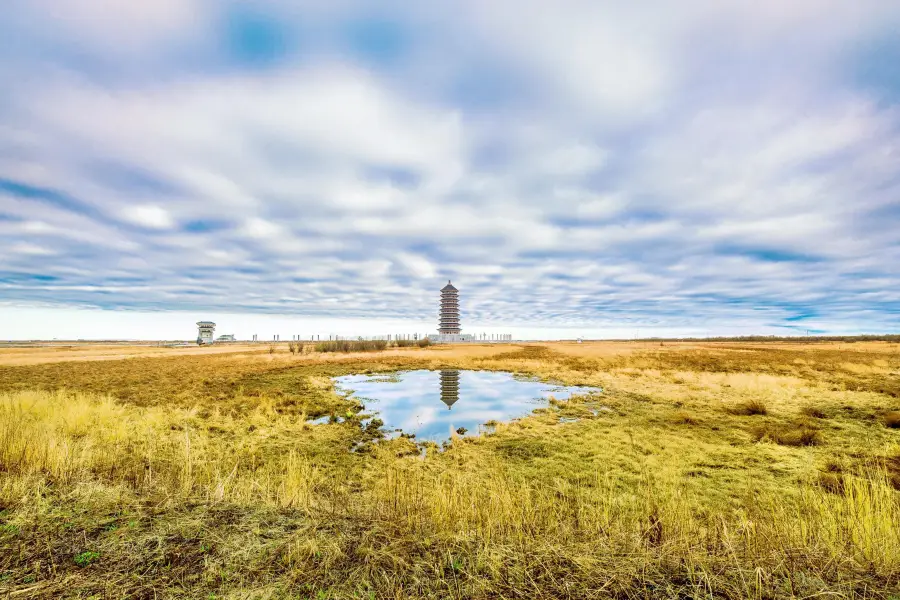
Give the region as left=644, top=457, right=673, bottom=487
left=314, top=340, right=388, bottom=353
left=2, top=388, right=898, bottom=598
left=1, top=342, right=899, bottom=597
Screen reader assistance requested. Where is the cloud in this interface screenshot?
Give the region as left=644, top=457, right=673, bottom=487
left=6, top=0, right=210, bottom=57
left=8, top=242, right=56, bottom=256
left=0, top=1, right=899, bottom=338
left=120, top=205, right=175, bottom=229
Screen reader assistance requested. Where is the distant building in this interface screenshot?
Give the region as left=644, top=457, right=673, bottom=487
left=216, top=334, right=236, bottom=342
left=439, top=280, right=461, bottom=335
left=196, top=321, right=216, bottom=345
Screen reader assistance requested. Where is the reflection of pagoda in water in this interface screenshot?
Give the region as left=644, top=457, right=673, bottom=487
left=440, top=370, right=460, bottom=410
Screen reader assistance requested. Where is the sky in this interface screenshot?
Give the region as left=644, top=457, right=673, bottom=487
left=1, top=1, right=899, bottom=340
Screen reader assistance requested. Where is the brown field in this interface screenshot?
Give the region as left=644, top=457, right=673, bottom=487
left=0, top=342, right=268, bottom=366
left=0, top=341, right=898, bottom=598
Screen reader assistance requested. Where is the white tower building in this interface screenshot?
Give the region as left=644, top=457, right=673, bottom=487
left=196, top=321, right=216, bottom=345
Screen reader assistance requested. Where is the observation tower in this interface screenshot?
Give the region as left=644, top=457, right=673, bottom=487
left=196, top=321, right=216, bottom=345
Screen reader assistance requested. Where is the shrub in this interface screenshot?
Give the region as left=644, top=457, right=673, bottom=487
left=392, top=338, right=431, bottom=348
left=882, top=411, right=900, bottom=429
left=314, top=340, right=388, bottom=353
left=74, top=551, right=100, bottom=567
left=728, top=399, right=768, bottom=416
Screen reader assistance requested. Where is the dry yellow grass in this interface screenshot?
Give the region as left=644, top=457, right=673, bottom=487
left=0, top=342, right=272, bottom=366
left=0, top=341, right=898, bottom=598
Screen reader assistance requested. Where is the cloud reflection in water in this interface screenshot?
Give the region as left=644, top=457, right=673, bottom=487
left=334, top=369, right=600, bottom=442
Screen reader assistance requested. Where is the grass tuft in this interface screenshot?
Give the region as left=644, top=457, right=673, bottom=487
left=817, top=471, right=844, bottom=494
left=882, top=410, right=900, bottom=428
left=727, top=398, right=768, bottom=415
left=886, top=452, right=900, bottom=491
left=751, top=422, right=822, bottom=446
left=670, top=410, right=699, bottom=425
left=800, top=405, right=828, bottom=419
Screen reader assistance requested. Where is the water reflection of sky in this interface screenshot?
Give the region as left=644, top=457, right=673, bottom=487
left=333, top=370, right=601, bottom=442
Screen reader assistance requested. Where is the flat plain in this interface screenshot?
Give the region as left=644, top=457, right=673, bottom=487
left=0, top=341, right=898, bottom=598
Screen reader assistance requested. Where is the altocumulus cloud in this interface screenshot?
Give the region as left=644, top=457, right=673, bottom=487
left=1, top=0, right=899, bottom=338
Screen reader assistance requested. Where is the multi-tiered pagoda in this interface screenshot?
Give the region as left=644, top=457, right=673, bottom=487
left=439, top=280, right=461, bottom=335
left=440, top=370, right=460, bottom=410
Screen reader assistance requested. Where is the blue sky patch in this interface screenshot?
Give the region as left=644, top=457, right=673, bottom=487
left=342, top=18, right=409, bottom=66
left=224, top=8, right=292, bottom=66
left=849, top=30, right=900, bottom=104
left=183, top=220, right=231, bottom=233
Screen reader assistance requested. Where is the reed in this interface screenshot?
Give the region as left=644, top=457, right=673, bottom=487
left=314, top=339, right=388, bottom=353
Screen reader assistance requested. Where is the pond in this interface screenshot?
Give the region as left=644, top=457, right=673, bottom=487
left=332, top=370, right=601, bottom=442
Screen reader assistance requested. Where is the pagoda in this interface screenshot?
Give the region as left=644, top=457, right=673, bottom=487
left=438, top=280, right=461, bottom=335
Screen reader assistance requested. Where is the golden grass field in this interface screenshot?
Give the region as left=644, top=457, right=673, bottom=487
left=0, top=341, right=898, bottom=598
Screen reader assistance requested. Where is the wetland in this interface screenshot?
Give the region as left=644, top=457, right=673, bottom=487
left=333, top=369, right=601, bottom=441
left=0, top=341, right=898, bottom=598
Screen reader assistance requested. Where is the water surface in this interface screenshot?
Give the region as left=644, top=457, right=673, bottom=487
left=333, top=370, right=601, bottom=442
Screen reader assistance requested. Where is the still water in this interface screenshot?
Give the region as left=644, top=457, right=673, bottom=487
left=333, top=370, right=601, bottom=442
